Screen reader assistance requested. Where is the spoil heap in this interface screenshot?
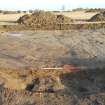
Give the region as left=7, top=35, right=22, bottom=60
left=89, top=12, right=105, bottom=21
left=18, top=11, right=73, bottom=27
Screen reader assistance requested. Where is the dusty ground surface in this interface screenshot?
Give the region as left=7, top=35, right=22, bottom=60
left=0, top=29, right=105, bottom=69
left=0, top=29, right=105, bottom=105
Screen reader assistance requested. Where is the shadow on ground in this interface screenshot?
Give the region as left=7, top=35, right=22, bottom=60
left=58, top=49, right=105, bottom=98
left=60, top=68, right=105, bottom=98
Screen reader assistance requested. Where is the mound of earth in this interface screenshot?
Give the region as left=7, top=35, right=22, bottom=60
left=17, top=11, right=73, bottom=27
left=89, top=12, right=105, bottom=21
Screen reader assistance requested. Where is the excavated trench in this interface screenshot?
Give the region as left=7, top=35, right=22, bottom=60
left=1, top=30, right=105, bottom=104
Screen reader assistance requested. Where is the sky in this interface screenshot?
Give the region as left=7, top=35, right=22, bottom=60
left=0, top=0, right=105, bottom=10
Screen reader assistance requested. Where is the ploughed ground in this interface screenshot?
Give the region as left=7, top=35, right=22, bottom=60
left=0, top=29, right=105, bottom=105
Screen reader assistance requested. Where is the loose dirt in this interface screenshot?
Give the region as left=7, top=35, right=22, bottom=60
left=0, top=30, right=105, bottom=69
left=0, top=29, right=105, bottom=104
left=17, top=11, right=73, bottom=27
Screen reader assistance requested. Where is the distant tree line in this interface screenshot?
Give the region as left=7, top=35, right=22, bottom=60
left=0, top=10, right=35, bottom=14
left=0, top=8, right=105, bottom=14
left=72, top=8, right=105, bottom=12
left=85, top=8, right=105, bottom=13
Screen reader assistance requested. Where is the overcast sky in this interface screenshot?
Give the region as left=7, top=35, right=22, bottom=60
left=0, top=0, right=105, bottom=10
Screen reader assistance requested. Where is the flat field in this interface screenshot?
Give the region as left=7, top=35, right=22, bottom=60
left=54, top=11, right=98, bottom=20
left=0, top=13, right=24, bottom=25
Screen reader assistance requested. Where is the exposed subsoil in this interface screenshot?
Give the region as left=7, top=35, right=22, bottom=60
left=0, top=29, right=105, bottom=105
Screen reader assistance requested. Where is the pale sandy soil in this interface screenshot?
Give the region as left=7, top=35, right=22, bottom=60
left=54, top=11, right=98, bottom=20
left=0, top=13, right=25, bottom=22
left=0, top=13, right=25, bottom=25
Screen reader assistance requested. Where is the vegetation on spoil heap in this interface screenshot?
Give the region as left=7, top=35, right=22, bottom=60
left=18, top=11, right=73, bottom=28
